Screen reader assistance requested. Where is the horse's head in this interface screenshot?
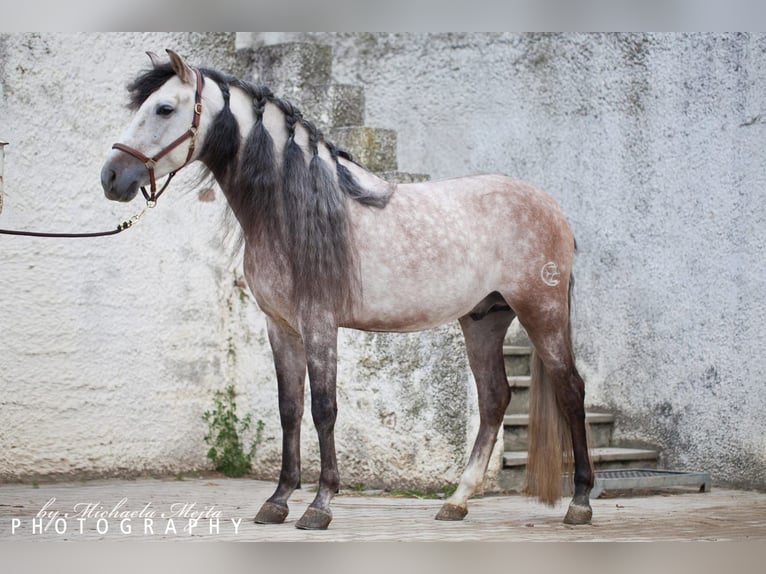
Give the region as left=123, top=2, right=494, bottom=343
left=101, top=50, right=206, bottom=203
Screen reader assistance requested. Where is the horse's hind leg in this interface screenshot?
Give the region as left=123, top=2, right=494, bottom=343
left=436, top=302, right=514, bottom=521
left=520, top=307, right=594, bottom=525
left=254, top=318, right=306, bottom=525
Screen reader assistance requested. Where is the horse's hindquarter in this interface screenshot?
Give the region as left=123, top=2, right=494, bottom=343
left=344, top=174, right=573, bottom=332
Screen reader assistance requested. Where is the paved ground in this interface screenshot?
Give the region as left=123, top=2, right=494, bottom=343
left=0, top=476, right=764, bottom=541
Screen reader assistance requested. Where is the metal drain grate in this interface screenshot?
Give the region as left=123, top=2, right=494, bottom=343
left=591, top=469, right=712, bottom=498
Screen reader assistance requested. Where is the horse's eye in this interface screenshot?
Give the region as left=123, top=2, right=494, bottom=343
left=156, top=104, right=174, bottom=117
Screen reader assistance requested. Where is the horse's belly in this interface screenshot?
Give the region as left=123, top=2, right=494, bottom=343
left=343, top=301, right=474, bottom=333
left=343, top=258, right=492, bottom=332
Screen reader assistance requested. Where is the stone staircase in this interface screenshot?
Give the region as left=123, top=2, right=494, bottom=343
left=243, top=40, right=428, bottom=184
left=496, top=335, right=660, bottom=492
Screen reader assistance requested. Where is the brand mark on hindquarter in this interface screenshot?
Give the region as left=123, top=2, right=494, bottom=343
left=540, top=261, right=561, bottom=287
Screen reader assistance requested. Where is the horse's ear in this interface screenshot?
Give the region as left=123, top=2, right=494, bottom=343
left=146, top=51, right=163, bottom=68
left=166, top=49, right=194, bottom=85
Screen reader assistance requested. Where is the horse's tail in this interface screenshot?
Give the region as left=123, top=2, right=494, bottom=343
left=524, top=271, right=578, bottom=506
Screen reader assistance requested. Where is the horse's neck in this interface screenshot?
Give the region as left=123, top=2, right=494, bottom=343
left=226, top=83, right=390, bottom=195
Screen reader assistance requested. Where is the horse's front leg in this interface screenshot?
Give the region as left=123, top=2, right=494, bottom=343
left=254, top=318, right=307, bottom=525
left=295, top=323, right=340, bottom=530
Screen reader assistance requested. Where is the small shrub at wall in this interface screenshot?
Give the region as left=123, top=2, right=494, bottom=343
left=203, top=385, right=264, bottom=477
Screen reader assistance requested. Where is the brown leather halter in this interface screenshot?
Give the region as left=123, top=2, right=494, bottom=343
left=111, top=68, right=204, bottom=206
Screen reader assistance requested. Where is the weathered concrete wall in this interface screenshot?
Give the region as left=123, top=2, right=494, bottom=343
left=0, top=33, right=249, bottom=480
left=0, top=140, right=6, bottom=214
left=2, top=33, right=765, bottom=491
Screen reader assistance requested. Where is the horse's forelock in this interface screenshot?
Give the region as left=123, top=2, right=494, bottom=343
left=126, top=63, right=176, bottom=110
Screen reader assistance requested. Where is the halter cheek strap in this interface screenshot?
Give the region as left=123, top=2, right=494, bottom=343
left=111, top=68, right=204, bottom=206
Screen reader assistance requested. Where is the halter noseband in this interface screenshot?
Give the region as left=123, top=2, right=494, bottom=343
left=111, top=68, right=204, bottom=207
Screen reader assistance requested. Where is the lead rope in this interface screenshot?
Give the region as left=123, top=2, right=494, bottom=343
left=0, top=205, right=150, bottom=238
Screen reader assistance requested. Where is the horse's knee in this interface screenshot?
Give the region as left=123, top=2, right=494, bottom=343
left=311, top=395, right=337, bottom=429
left=279, top=402, right=304, bottom=430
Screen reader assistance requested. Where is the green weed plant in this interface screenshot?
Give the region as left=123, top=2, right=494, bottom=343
left=203, top=385, right=264, bottom=477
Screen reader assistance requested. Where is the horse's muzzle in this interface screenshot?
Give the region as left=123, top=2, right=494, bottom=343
left=101, top=157, right=143, bottom=203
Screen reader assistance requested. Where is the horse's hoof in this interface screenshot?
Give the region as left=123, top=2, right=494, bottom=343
left=295, top=506, right=332, bottom=530
left=435, top=503, right=468, bottom=521
left=563, top=502, right=592, bottom=525
left=254, top=501, right=289, bottom=524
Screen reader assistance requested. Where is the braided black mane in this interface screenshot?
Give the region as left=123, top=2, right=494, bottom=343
left=127, top=63, right=393, bottom=317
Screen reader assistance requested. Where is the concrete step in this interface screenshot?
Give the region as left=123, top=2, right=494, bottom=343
left=503, top=412, right=615, bottom=450
left=503, top=446, right=659, bottom=467
left=497, top=447, right=660, bottom=492
left=504, top=345, right=532, bottom=377
left=328, top=127, right=398, bottom=172
left=507, top=375, right=531, bottom=414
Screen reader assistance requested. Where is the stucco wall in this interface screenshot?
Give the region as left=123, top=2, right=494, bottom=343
left=1, top=32, right=764, bottom=490
left=0, top=141, right=6, bottom=214
left=0, top=33, right=249, bottom=480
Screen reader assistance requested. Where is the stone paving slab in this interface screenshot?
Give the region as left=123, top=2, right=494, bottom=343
left=0, top=477, right=764, bottom=541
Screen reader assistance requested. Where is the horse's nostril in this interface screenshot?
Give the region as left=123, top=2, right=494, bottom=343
left=100, top=165, right=116, bottom=193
